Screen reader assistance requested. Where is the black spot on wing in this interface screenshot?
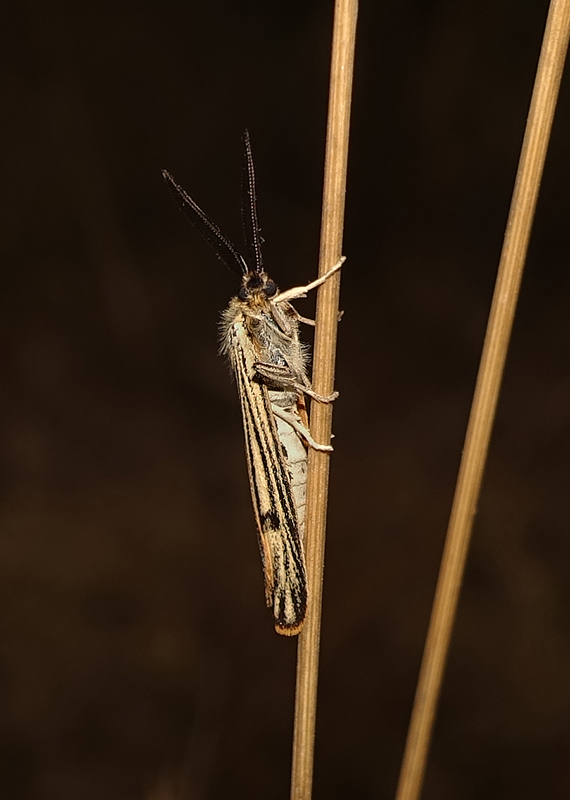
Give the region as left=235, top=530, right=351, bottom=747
left=261, top=509, right=280, bottom=531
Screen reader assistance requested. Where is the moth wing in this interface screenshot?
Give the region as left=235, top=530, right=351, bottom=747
left=228, top=321, right=307, bottom=635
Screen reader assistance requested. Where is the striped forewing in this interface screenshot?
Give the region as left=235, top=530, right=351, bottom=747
left=229, top=321, right=307, bottom=635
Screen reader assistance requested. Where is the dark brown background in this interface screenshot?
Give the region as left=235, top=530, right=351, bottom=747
left=2, top=0, right=570, bottom=798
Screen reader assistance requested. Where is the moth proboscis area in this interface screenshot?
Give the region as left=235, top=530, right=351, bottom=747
left=163, top=130, right=344, bottom=635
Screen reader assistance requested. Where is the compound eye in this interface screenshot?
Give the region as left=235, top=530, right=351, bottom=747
left=264, top=280, right=277, bottom=298
left=238, top=286, right=249, bottom=300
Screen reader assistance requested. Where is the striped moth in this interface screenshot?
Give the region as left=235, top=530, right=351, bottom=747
left=163, top=131, right=343, bottom=635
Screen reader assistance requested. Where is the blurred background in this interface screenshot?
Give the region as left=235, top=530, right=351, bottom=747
left=2, top=0, right=570, bottom=797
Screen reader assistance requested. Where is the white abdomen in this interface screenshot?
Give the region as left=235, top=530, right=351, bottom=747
left=270, top=390, right=307, bottom=539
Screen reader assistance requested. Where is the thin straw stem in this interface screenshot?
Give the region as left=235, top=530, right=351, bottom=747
left=289, top=1, right=358, bottom=799
left=395, top=3, right=570, bottom=800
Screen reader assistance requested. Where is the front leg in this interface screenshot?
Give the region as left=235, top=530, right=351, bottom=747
left=254, top=361, right=339, bottom=404
left=272, top=256, right=345, bottom=305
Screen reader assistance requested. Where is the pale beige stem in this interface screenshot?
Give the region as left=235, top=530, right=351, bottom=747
left=395, top=3, right=570, bottom=800
left=289, top=1, right=358, bottom=799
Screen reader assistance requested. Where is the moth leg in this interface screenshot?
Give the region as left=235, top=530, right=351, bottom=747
left=272, top=406, right=333, bottom=452
left=272, top=256, right=345, bottom=305
left=253, top=362, right=297, bottom=387
left=296, top=309, right=344, bottom=326
left=301, top=386, right=339, bottom=404
left=254, top=361, right=339, bottom=403
left=291, top=311, right=316, bottom=327
left=291, top=309, right=343, bottom=327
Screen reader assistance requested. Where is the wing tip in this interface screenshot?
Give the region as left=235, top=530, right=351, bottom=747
left=275, top=619, right=305, bottom=637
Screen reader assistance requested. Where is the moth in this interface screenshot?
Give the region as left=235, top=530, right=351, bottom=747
left=163, top=131, right=343, bottom=635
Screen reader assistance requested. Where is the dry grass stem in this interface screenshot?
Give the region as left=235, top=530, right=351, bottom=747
left=395, top=3, right=570, bottom=800
left=289, top=1, right=358, bottom=799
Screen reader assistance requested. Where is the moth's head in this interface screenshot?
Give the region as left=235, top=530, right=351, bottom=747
left=238, top=270, right=277, bottom=302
